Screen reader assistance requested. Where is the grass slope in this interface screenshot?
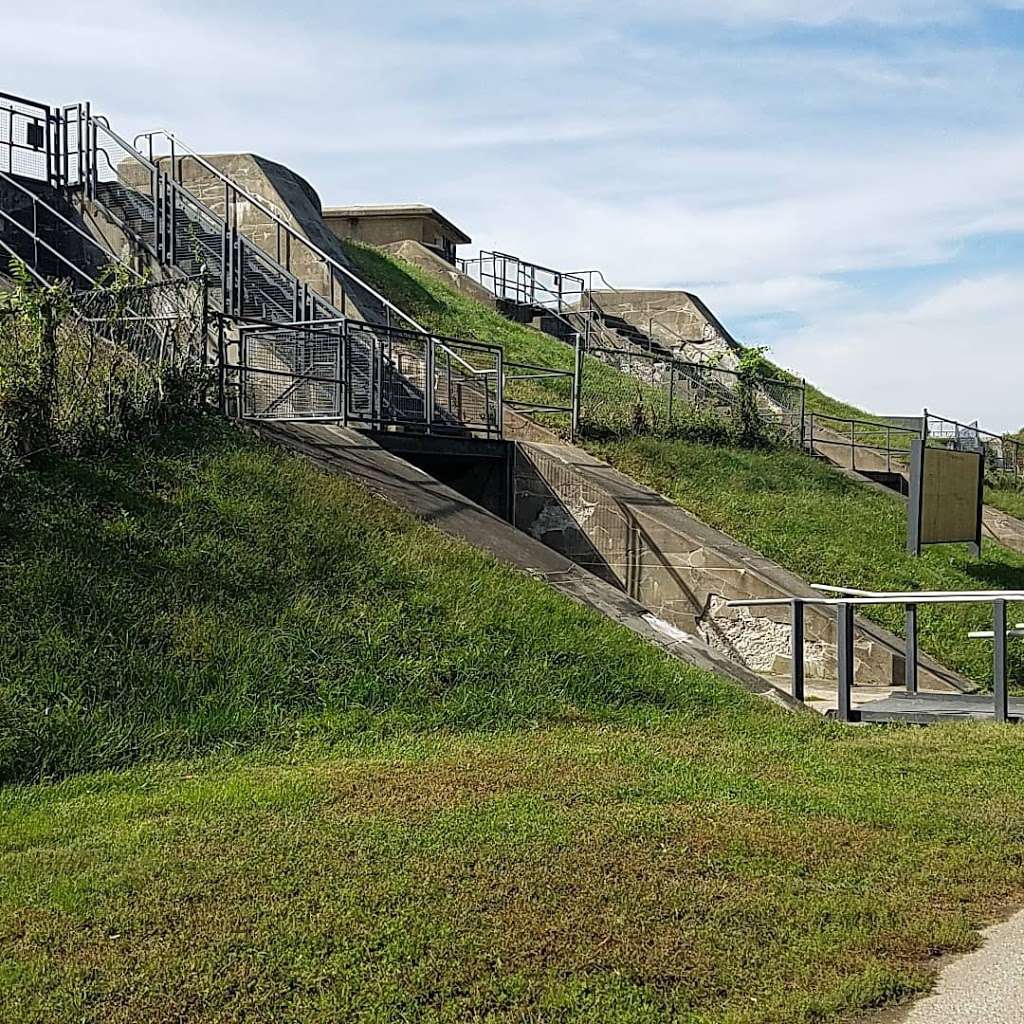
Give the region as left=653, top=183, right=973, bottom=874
left=339, top=243, right=1024, bottom=689
left=4, top=417, right=1024, bottom=1022
left=0, top=416, right=730, bottom=785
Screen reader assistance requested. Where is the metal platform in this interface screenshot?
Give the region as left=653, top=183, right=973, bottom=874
left=843, top=690, right=1023, bottom=725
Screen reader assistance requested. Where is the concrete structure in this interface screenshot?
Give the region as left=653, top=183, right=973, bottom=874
left=513, top=441, right=971, bottom=694
left=322, top=204, right=470, bottom=265
left=588, top=288, right=742, bottom=367
left=382, top=239, right=495, bottom=306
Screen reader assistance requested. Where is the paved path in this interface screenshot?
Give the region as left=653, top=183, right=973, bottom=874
left=887, top=909, right=1024, bottom=1023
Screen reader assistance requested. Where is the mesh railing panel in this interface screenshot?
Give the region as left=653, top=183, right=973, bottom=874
left=232, top=320, right=501, bottom=435
left=0, top=96, right=51, bottom=182
left=432, top=338, right=500, bottom=433
left=238, top=324, right=342, bottom=420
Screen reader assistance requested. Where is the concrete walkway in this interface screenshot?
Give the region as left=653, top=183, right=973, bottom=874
left=882, top=909, right=1024, bottom=1023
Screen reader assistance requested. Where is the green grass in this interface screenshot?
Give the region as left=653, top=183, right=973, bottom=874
left=3, top=718, right=1024, bottom=1022
left=0, top=415, right=734, bottom=786
left=4, top=414, right=1024, bottom=1022
left=987, top=484, right=1024, bottom=521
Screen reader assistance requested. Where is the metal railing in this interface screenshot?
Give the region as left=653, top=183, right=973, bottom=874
left=925, top=411, right=1024, bottom=481
left=729, top=586, right=1023, bottom=723
left=579, top=345, right=805, bottom=441
left=0, top=165, right=141, bottom=285
left=0, top=92, right=60, bottom=185
left=221, top=317, right=503, bottom=437
left=803, top=412, right=920, bottom=473
left=502, top=360, right=575, bottom=426
left=132, top=129, right=428, bottom=336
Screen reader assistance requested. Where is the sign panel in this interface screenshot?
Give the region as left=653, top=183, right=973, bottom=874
left=907, top=440, right=984, bottom=557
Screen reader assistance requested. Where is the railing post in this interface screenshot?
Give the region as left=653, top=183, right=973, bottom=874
left=837, top=603, right=854, bottom=723
left=425, top=334, right=436, bottom=430
left=342, top=321, right=350, bottom=421
left=850, top=418, right=856, bottom=472
left=790, top=598, right=805, bottom=701
left=905, top=603, right=918, bottom=694
left=993, top=599, right=1009, bottom=723
left=495, top=347, right=504, bottom=438
left=217, top=315, right=226, bottom=415
left=571, top=333, right=583, bottom=440
left=667, top=358, right=676, bottom=427
left=799, top=379, right=806, bottom=449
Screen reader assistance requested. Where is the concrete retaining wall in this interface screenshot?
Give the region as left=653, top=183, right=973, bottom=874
left=514, top=441, right=971, bottom=692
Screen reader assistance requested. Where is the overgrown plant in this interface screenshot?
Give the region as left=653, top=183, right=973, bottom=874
left=0, top=261, right=209, bottom=480
left=733, top=346, right=778, bottom=448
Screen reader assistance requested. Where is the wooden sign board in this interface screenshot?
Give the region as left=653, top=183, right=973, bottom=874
left=907, top=440, right=984, bottom=557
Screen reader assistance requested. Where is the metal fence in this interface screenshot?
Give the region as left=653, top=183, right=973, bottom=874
left=0, top=277, right=209, bottom=447
left=803, top=412, right=920, bottom=473
left=578, top=346, right=805, bottom=441
left=926, top=412, right=1024, bottom=480
left=223, top=319, right=503, bottom=437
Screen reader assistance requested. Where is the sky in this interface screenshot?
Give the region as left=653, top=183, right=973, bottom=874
left=5, top=0, right=1024, bottom=428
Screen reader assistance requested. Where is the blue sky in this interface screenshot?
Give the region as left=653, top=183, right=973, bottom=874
left=7, top=0, right=1024, bottom=428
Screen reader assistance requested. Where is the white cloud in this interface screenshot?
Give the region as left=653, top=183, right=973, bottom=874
left=775, top=274, right=1024, bottom=430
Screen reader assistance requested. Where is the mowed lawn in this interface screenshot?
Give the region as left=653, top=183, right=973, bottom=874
left=1, top=417, right=1024, bottom=1022
left=3, top=722, right=1024, bottom=1024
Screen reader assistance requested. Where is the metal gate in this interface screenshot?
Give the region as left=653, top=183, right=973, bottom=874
left=226, top=319, right=503, bottom=437
left=0, top=92, right=59, bottom=185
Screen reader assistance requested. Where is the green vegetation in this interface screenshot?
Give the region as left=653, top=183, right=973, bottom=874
left=4, top=407, right=1024, bottom=1022
left=0, top=416, right=725, bottom=785
left=987, top=483, right=1024, bottom=521
left=0, top=266, right=206, bottom=482
left=3, top=249, right=1022, bottom=1022
left=4, top=685, right=1024, bottom=1022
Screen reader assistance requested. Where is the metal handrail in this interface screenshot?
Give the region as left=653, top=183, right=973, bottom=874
left=728, top=586, right=1020, bottom=723
left=567, top=267, right=723, bottom=349
left=0, top=167, right=139, bottom=280
left=133, top=129, right=425, bottom=335
left=926, top=410, right=1024, bottom=478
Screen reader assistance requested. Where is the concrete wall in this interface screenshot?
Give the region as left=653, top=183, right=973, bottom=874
left=589, top=289, right=740, bottom=368
left=514, top=441, right=971, bottom=692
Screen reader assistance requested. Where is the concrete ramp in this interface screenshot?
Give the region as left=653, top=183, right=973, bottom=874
left=256, top=421, right=802, bottom=711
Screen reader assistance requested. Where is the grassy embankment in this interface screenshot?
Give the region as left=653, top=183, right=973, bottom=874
left=3, top=416, right=1024, bottom=1023
left=341, top=242, right=1024, bottom=689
